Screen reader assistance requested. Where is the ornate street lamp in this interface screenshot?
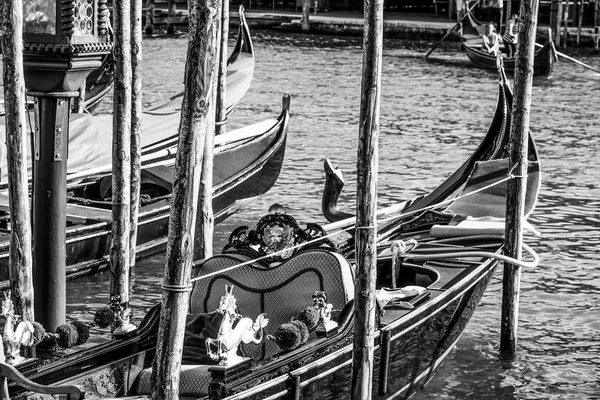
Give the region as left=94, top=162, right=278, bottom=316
left=22, top=0, right=112, bottom=331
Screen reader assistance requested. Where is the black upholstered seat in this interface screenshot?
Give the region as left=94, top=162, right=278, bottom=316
left=135, top=249, right=354, bottom=397
left=189, top=249, right=355, bottom=360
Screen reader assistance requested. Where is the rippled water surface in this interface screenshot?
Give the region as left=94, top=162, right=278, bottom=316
left=69, top=31, right=600, bottom=399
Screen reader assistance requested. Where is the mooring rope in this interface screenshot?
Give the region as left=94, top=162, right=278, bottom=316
left=376, top=173, right=515, bottom=242
left=190, top=171, right=531, bottom=283
left=402, top=241, right=539, bottom=268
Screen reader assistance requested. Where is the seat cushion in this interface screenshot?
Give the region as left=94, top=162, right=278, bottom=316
left=189, top=249, right=354, bottom=360
left=181, top=312, right=223, bottom=365
left=136, top=365, right=212, bottom=397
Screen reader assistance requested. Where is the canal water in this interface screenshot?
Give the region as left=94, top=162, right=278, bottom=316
left=66, top=31, right=600, bottom=398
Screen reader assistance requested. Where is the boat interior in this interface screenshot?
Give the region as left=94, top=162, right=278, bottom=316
left=126, top=206, right=505, bottom=398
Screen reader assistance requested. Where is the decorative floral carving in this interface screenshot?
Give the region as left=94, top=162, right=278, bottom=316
left=224, top=204, right=336, bottom=263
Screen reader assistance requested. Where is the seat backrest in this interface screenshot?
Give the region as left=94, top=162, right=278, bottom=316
left=189, top=249, right=354, bottom=360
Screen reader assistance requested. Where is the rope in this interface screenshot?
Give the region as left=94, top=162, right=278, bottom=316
left=402, top=242, right=539, bottom=269
left=161, top=283, right=193, bottom=292
left=376, top=173, right=515, bottom=242
left=190, top=172, right=526, bottom=283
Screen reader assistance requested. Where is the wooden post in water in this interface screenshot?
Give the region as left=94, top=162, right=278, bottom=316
left=0, top=0, right=35, bottom=325
left=550, top=0, right=560, bottom=45
left=130, top=0, right=143, bottom=270
left=195, top=0, right=222, bottom=261
left=500, top=0, right=539, bottom=358
left=150, top=0, right=219, bottom=396
left=562, top=0, right=570, bottom=48
left=576, top=0, right=584, bottom=46
left=110, top=0, right=133, bottom=311
left=145, top=0, right=155, bottom=35
left=556, top=0, right=564, bottom=46
left=215, top=0, right=229, bottom=137
left=596, top=0, right=600, bottom=51
left=167, top=0, right=177, bottom=35
left=351, top=0, right=383, bottom=396
left=302, top=0, right=311, bottom=32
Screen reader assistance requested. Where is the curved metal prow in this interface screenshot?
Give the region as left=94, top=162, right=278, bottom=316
left=322, top=159, right=354, bottom=223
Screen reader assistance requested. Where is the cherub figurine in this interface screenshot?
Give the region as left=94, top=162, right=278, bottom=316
left=109, top=296, right=137, bottom=338
left=312, top=291, right=333, bottom=324
left=312, top=291, right=337, bottom=337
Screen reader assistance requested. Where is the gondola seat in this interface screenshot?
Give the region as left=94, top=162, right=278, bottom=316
left=135, top=249, right=354, bottom=397
left=135, top=365, right=213, bottom=399
left=189, top=249, right=355, bottom=360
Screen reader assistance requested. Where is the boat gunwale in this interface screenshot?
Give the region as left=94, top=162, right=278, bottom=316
left=217, top=244, right=502, bottom=397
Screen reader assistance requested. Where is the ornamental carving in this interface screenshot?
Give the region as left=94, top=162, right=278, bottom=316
left=224, top=204, right=336, bottom=263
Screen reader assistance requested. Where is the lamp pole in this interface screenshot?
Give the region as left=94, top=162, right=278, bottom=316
left=23, top=0, right=112, bottom=331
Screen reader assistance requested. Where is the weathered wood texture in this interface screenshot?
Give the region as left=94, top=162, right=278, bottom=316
left=130, top=0, right=143, bottom=269
left=556, top=1, right=563, bottom=46
left=145, top=0, right=155, bottom=35
left=596, top=1, right=600, bottom=51
left=167, top=0, right=177, bottom=34
left=501, top=0, right=539, bottom=358
left=302, top=0, right=310, bottom=31
left=215, top=0, right=229, bottom=136
left=1, top=0, right=35, bottom=324
left=351, top=0, right=383, bottom=397
left=195, top=0, right=224, bottom=261
left=110, top=0, right=133, bottom=307
left=562, top=0, right=570, bottom=48
left=150, top=0, right=220, bottom=397
left=549, top=0, right=559, bottom=45
left=576, top=0, right=584, bottom=45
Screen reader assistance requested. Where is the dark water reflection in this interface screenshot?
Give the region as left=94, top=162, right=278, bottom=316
left=66, top=31, right=600, bottom=399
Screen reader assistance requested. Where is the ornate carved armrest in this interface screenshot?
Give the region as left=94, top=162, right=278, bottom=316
left=208, top=358, right=253, bottom=399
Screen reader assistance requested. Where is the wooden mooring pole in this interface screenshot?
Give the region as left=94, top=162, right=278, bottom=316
left=550, top=0, right=559, bottom=45
left=351, top=0, right=383, bottom=395
left=596, top=0, right=600, bottom=51
left=576, top=0, right=583, bottom=46
left=215, top=0, right=229, bottom=137
left=145, top=0, right=155, bottom=35
left=0, top=0, right=35, bottom=324
left=302, top=0, right=311, bottom=32
left=111, top=0, right=133, bottom=311
left=500, top=0, right=539, bottom=358
left=130, top=0, right=143, bottom=270
left=556, top=0, right=564, bottom=47
left=195, top=0, right=223, bottom=261
left=150, top=0, right=220, bottom=396
left=561, top=0, right=570, bottom=48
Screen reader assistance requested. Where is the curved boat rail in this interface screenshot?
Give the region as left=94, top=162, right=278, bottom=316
left=189, top=171, right=536, bottom=285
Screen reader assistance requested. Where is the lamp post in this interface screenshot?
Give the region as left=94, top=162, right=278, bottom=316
left=22, top=0, right=112, bottom=331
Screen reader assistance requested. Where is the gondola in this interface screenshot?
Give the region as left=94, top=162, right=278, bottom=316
left=0, top=5, right=254, bottom=116
left=0, top=7, right=262, bottom=287
left=81, top=53, right=114, bottom=114
left=460, top=11, right=556, bottom=77
left=4, top=62, right=539, bottom=400
left=141, top=5, right=254, bottom=118
left=0, top=92, right=290, bottom=289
